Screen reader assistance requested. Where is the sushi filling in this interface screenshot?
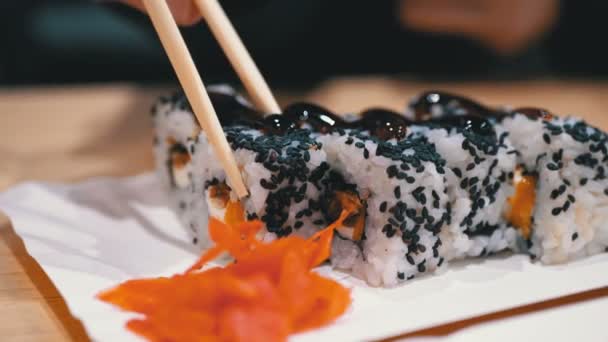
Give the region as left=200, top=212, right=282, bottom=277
left=323, top=190, right=366, bottom=241
left=167, top=141, right=191, bottom=189
left=207, top=181, right=245, bottom=226
left=505, top=167, right=537, bottom=239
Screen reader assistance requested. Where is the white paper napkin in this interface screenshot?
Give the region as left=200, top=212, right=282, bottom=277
left=1, top=173, right=607, bottom=342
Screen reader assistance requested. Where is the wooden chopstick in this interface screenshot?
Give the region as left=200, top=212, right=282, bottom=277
left=194, top=0, right=281, bottom=115
left=142, top=0, right=248, bottom=198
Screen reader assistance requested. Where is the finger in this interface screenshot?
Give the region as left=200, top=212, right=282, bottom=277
left=399, top=0, right=488, bottom=37
left=167, top=0, right=202, bottom=26
left=116, top=0, right=201, bottom=26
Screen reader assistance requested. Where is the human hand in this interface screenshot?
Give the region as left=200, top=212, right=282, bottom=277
left=399, top=0, right=559, bottom=55
left=118, top=0, right=202, bottom=25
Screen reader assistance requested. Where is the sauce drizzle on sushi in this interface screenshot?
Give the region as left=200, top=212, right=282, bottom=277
left=186, top=89, right=555, bottom=142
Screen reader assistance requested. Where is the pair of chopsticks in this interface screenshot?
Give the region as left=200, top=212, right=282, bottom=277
left=142, top=0, right=281, bottom=199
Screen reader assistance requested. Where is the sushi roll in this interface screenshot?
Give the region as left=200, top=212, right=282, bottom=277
left=153, top=86, right=332, bottom=247
left=502, top=109, right=608, bottom=263
left=407, top=91, right=608, bottom=264
left=314, top=107, right=451, bottom=286
left=152, top=86, right=608, bottom=287
left=406, top=93, right=519, bottom=261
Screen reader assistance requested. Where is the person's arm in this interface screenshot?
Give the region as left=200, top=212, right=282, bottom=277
left=398, top=0, right=560, bottom=56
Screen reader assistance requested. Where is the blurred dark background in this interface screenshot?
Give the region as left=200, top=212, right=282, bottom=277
left=2, top=0, right=607, bottom=87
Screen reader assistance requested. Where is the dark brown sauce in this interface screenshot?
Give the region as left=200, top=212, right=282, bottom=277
left=358, top=108, right=410, bottom=140
left=410, top=91, right=501, bottom=120
left=207, top=89, right=553, bottom=141
left=512, top=107, right=554, bottom=120
left=283, top=102, right=344, bottom=134
left=208, top=91, right=263, bottom=126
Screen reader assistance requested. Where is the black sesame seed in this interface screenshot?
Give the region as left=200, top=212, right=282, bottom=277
left=363, top=148, right=370, bottom=159
left=547, top=163, right=559, bottom=171
left=579, top=178, right=588, bottom=186
left=543, top=133, right=551, bottom=144
left=417, top=244, right=427, bottom=253
left=421, top=207, right=429, bottom=218
left=394, top=186, right=401, bottom=199
left=345, top=137, right=354, bottom=145
left=406, top=255, right=415, bottom=265
left=417, top=262, right=426, bottom=273
left=260, top=179, right=277, bottom=190
left=498, top=173, right=507, bottom=182
left=192, top=237, right=198, bottom=244
left=379, top=201, right=388, bottom=212
left=355, top=142, right=365, bottom=148
left=572, top=232, right=579, bottom=241
left=294, top=221, right=304, bottom=229
left=453, top=168, right=462, bottom=177
left=466, top=162, right=475, bottom=171
left=552, top=207, right=562, bottom=216
left=412, top=225, right=421, bottom=234
left=406, top=176, right=416, bottom=184
left=568, top=194, right=576, bottom=202
left=563, top=201, right=571, bottom=212
left=386, top=165, right=398, bottom=178
left=382, top=224, right=392, bottom=233
left=550, top=189, right=560, bottom=199
left=433, top=248, right=439, bottom=258
left=397, top=272, right=405, bottom=280
left=437, top=257, right=445, bottom=267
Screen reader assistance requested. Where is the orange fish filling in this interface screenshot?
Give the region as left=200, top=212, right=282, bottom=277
left=326, top=191, right=366, bottom=241
left=98, top=211, right=353, bottom=342
left=208, top=182, right=232, bottom=208
left=171, top=151, right=191, bottom=169
left=506, top=173, right=537, bottom=239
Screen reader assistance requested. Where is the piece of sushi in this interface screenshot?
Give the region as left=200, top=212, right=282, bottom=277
left=406, top=97, right=519, bottom=262
left=317, top=118, right=451, bottom=285
left=153, top=86, right=333, bottom=248
left=502, top=109, right=608, bottom=263
left=152, top=86, right=608, bottom=286
left=406, top=91, right=608, bottom=264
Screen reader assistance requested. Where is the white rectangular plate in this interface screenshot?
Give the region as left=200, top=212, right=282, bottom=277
left=1, top=174, right=607, bottom=341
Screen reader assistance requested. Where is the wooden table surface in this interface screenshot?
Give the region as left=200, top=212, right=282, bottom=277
left=1, top=79, right=607, bottom=341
